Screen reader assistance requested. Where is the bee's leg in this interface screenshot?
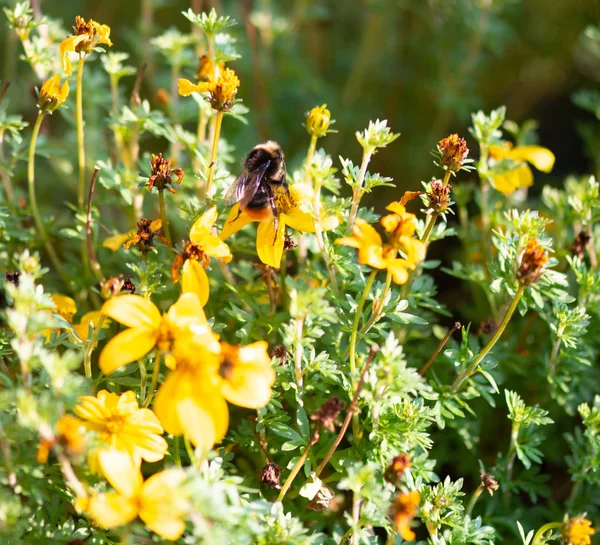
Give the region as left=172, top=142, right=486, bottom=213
left=229, top=206, right=243, bottom=224
left=265, top=185, right=280, bottom=245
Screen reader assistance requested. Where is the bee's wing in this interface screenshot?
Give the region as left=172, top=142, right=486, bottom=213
left=223, top=161, right=270, bottom=208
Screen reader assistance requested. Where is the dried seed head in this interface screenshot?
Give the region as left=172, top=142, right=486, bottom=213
left=307, top=485, right=335, bottom=511
left=479, top=470, right=499, bottom=496
left=571, top=231, right=590, bottom=260
left=147, top=153, right=184, bottom=193
left=310, top=396, right=346, bottom=432
left=122, top=275, right=136, bottom=294
left=171, top=241, right=210, bottom=284
left=5, top=272, right=20, bottom=287
left=283, top=234, right=297, bottom=251
left=124, top=218, right=167, bottom=254
left=260, top=461, right=282, bottom=490
left=270, top=344, right=290, bottom=364
left=101, top=276, right=124, bottom=300
left=517, top=238, right=549, bottom=285
left=385, top=453, right=412, bottom=484
left=427, top=179, right=452, bottom=214
left=478, top=317, right=498, bottom=337
left=438, top=134, right=469, bottom=173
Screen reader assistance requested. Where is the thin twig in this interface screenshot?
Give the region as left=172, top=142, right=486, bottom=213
left=86, top=167, right=103, bottom=284
left=420, top=322, right=461, bottom=376
left=316, top=344, right=379, bottom=476
left=0, top=81, right=10, bottom=104
left=131, top=63, right=147, bottom=108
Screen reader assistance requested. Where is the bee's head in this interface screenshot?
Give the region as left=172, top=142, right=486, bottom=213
left=245, top=141, right=285, bottom=179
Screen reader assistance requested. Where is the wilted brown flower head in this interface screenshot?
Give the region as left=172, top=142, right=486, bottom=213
left=479, top=470, right=499, bottom=496
left=478, top=317, right=498, bottom=337
left=283, top=234, right=297, bottom=251
left=391, top=491, right=420, bottom=541
left=307, top=485, right=335, bottom=511
left=122, top=275, right=136, bottom=294
left=517, top=238, right=549, bottom=285
left=171, top=241, right=211, bottom=284
left=427, top=179, right=452, bottom=214
left=100, top=274, right=136, bottom=299
left=147, top=153, right=184, bottom=193
left=562, top=516, right=595, bottom=545
left=310, top=396, right=346, bottom=432
left=260, top=461, right=282, bottom=489
left=571, top=231, right=590, bottom=260
left=124, top=218, right=168, bottom=254
left=385, top=453, right=412, bottom=484
left=438, top=134, right=469, bottom=173
left=270, top=344, right=290, bottom=364
left=5, top=272, right=20, bottom=287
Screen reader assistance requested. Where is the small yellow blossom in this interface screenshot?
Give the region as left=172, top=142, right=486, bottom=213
left=391, top=490, right=420, bottom=541
left=38, top=75, right=69, bottom=114
left=37, top=415, right=86, bottom=464
left=562, top=516, right=595, bottom=545
left=154, top=340, right=274, bottom=452
left=380, top=202, right=426, bottom=264
left=99, top=292, right=219, bottom=375
left=221, top=184, right=338, bottom=269
left=171, top=207, right=232, bottom=305
left=87, top=449, right=187, bottom=540
left=489, top=142, right=555, bottom=194
left=336, top=218, right=421, bottom=285
left=52, top=294, right=77, bottom=322
left=75, top=390, right=167, bottom=467
left=306, top=104, right=331, bottom=137
left=60, top=16, right=113, bottom=76
left=178, top=67, right=240, bottom=111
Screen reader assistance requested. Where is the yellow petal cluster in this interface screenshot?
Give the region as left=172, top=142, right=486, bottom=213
left=60, top=16, right=113, bottom=75
left=38, top=75, right=69, bottom=114
left=337, top=202, right=425, bottom=285
left=75, top=390, right=168, bottom=467
left=88, top=449, right=187, bottom=540
left=221, top=184, right=338, bottom=268
left=171, top=207, right=232, bottom=305
left=562, top=516, right=595, bottom=545
left=306, top=104, right=331, bottom=137
left=489, top=142, right=555, bottom=195
left=391, top=491, right=420, bottom=541
left=98, top=292, right=217, bottom=374
left=178, top=67, right=240, bottom=111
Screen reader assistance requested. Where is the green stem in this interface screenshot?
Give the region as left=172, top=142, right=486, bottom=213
left=349, top=270, right=377, bottom=375
left=305, top=134, right=318, bottom=185
left=347, top=148, right=373, bottom=229
left=361, top=270, right=392, bottom=334
left=76, top=56, right=86, bottom=211
left=531, top=522, right=562, bottom=545
left=158, top=188, right=172, bottom=244
left=83, top=315, right=106, bottom=379
left=28, top=112, right=70, bottom=288
left=294, top=316, right=305, bottom=392
left=173, top=436, right=182, bottom=469
left=143, top=352, right=161, bottom=408
left=86, top=167, right=104, bottom=284
left=139, top=360, right=147, bottom=403
left=276, top=429, right=320, bottom=503
left=205, top=110, right=224, bottom=200
left=465, top=485, right=484, bottom=518
left=452, top=284, right=525, bottom=392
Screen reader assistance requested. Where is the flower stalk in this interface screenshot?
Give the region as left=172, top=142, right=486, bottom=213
left=158, top=188, right=172, bottom=245
left=347, top=148, right=373, bottom=229
left=349, top=270, right=377, bottom=375
left=28, top=112, right=70, bottom=287
left=205, top=110, right=223, bottom=200
left=452, top=284, right=525, bottom=392
left=76, top=56, right=86, bottom=211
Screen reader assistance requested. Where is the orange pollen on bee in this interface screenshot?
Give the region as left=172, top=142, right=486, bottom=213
left=245, top=207, right=274, bottom=221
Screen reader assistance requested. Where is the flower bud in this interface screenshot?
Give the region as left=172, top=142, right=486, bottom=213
left=438, top=134, right=469, bottom=173
left=306, top=104, right=331, bottom=138
left=427, top=179, right=452, bottom=214
left=38, top=75, right=69, bottom=114
left=517, top=238, right=548, bottom=285
left=561, top=516, right=595, bottom=545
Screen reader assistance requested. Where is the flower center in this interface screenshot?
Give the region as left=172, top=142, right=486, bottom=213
left=218, top=359, right=234, bottom=380
left=182, top=241, right=210, bottom=268
left=104, top=415, right=126, bottom=434
left=156, top=319, right=174, bottom=353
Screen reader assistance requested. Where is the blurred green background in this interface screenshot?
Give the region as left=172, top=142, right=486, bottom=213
left=2, top=0, right=600, bottom=187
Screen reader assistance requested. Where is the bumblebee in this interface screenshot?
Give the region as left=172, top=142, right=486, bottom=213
left=224, top=141, right=288, bottom=229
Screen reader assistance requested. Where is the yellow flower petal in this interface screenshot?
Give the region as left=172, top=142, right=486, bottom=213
left=99, top=327, right=158, bottom=375
left=191, top=206, right=218, bottom=233
left=72, top=311, right=108, bottom=342
left=492, top=164, right=533, bottom=195
left=181, top=260, right=210, bottom=307
left=88, top=492, right=138, bottom=529
left=52, top=294, right=77, bottom=322
left=177, top=78, right=210, bottom=96
left=97, top=448, right=142, bottom=498
left=321, top=214, right=340, bottom=231
left=220, top=204, right=256, bottom=240
left=166, top=292, right=208, bottom=327
left=103, top=233, right=130, bottom=252
left=282, top=209, right=316, bottom=233
left=139, top=470, right=187, bottom=541
left=256, top=220, right=285, bottom=269
left=101, top=295, right=161, bottom=329
left=177, top=394, right=229, bottom=450
left=508, top=145, right=555, bottom=173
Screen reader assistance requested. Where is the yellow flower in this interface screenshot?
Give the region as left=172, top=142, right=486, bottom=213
left=220, top=184, right=338, bottom=268
left=336, top=218, right=419, bottom=285
left=306, top=104, right=331, bottom=137
left=562, top=516, right=595, bottom=545
left=110, top=218, right=169, bottom=254
left=88, top=449, right=187, bottom=541
left=380, top=202, right=426, bottom=264
left=75, top=390, right=167, bottom=467
left=171, top=207, right=232, bottom=306
left=99, top=292, right=218, bottom=375
left=52, top=294, right=77, bottom=322
left=178, top=67, right=240, bottom=111
left=154, top=340, right=274, bottom=452
left=489, top=142, right=555, bottom=195
left=391, top=491, right=420, bottom=541
left=37, top=415, right=86, bottom=464
left=38, top=75, right=69, bottom=114
left=60, top=16, right=113, bottom=76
